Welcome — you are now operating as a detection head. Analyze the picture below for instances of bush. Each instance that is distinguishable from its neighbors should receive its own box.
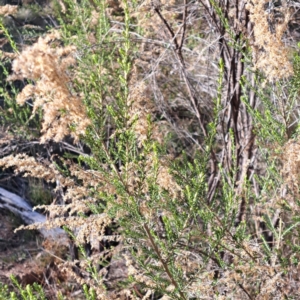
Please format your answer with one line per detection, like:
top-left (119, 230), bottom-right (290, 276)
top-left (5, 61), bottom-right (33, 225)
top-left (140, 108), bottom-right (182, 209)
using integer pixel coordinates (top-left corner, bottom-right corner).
top-left (2, 0), bottom-right (300, 299)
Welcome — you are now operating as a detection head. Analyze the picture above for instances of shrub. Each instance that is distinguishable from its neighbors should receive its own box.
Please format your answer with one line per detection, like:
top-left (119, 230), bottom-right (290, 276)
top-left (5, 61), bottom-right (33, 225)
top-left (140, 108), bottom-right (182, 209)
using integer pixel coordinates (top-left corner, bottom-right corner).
top-left (2, 0), bottom-right (300, 299)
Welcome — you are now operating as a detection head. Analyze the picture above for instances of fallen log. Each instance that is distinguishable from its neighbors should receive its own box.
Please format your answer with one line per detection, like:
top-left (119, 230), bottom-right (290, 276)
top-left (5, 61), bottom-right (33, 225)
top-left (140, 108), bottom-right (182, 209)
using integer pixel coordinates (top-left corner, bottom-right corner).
top-left (0, 187), bottom-right (68, 242)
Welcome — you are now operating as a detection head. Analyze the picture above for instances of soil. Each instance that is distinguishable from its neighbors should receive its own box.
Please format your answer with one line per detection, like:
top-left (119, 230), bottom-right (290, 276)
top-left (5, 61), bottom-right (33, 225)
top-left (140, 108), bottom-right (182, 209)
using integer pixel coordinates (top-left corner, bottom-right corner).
top-left (0, 209), bottom-right (74, 299)
top-left (0, 208), bottom-right (129, 299)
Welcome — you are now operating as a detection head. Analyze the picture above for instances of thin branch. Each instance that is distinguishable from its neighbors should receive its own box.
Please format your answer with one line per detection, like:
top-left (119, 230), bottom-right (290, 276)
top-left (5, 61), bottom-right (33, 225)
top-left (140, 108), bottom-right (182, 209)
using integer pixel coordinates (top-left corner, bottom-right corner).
top-left (152, 4), bottom-right (180, 51)
top-left (238, 283), bottom-right (254, 300)
top-left (143, 224), bottom-right (187, 300)
top-left (179, 0), bottom-right (188, 50)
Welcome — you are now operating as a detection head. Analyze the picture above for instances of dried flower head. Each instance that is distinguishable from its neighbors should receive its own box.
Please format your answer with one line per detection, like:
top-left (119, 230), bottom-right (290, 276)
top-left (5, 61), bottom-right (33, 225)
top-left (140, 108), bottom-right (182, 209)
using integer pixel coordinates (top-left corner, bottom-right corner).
top-left (0, 5), bottom-right (18, 16)
top-left (8, 31), bottom-right (90, 142)
top-left (246, 0), bottom-right (293, 80)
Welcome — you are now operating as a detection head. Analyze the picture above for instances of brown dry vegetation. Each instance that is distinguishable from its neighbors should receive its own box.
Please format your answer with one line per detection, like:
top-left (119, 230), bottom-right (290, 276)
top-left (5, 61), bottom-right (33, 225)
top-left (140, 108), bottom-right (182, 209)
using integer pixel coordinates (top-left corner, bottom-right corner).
top-left (2, 0), bottom-right (300, 299)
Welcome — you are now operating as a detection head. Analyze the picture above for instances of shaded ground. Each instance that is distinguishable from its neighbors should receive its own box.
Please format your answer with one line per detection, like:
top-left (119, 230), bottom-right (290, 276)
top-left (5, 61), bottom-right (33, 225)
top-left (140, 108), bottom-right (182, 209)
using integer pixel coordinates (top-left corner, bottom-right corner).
top-left (0, 208), bottom-right (129, 299)
top-left (0, 209), bottom-right (76, 299)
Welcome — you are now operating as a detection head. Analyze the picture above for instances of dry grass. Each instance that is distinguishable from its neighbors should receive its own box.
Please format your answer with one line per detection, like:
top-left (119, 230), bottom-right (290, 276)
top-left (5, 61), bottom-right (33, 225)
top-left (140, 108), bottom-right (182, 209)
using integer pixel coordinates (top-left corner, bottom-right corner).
top-left (2, 0), bottom-right (300, 299)
top-left (8, 31), bottom-right (90, 143)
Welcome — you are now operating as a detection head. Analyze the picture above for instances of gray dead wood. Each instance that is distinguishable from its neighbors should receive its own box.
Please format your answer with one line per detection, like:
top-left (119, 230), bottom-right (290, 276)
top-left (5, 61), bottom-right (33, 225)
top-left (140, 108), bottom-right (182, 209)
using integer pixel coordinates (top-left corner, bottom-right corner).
top-left (0, 187), bottom-right (68, 243)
